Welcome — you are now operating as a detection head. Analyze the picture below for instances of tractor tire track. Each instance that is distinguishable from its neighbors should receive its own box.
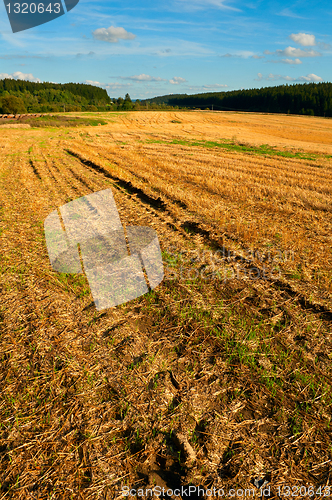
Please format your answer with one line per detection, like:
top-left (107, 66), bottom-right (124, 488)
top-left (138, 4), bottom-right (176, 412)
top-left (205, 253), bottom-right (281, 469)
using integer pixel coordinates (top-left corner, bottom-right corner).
top-left (63, 144), bottom-right (332, 323)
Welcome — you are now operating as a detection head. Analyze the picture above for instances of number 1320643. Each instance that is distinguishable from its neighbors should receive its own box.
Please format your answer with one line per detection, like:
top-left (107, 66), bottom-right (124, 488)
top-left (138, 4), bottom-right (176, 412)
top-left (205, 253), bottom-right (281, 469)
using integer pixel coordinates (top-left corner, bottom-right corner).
top-left (6, 2), bottom-right (61, 14)
top-left (277, 486), bottom-right (331, 497)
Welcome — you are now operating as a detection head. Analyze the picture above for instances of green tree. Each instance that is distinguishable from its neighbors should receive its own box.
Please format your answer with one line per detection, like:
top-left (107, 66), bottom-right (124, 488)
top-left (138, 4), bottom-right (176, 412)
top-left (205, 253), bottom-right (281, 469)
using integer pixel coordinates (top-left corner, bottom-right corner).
top-left (1, 95), bottom-right (26, 114)
top-left (123, 93), bottom-right (133, 110)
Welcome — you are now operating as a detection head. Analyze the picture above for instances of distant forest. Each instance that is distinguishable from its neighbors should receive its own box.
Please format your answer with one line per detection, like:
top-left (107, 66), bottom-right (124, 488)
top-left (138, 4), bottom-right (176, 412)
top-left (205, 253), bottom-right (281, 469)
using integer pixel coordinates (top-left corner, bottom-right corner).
top-left (141, 82), bottom-right (332, 117)
top-left (0, 79), bottom-right (111, 113)
top-left (2, 80), bottom-right (332, 117)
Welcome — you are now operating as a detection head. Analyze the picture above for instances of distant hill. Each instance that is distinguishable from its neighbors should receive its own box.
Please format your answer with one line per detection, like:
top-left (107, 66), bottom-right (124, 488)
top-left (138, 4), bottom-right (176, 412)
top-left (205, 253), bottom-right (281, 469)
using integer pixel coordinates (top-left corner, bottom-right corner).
top-left (0, 79), bottom-right (111, 113)
top-left (140, 82), bottom-right (332, 117)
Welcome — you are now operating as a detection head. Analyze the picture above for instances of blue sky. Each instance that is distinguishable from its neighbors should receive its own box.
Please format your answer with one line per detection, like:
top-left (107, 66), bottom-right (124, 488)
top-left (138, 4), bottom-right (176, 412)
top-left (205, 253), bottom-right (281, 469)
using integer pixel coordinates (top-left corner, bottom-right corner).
top-left (0, 0), bottom-right (331, 100)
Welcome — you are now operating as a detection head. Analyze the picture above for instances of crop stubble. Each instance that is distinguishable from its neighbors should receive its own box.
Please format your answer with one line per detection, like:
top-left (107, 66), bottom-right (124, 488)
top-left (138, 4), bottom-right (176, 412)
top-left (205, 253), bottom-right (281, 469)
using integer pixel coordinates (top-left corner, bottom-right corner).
top-left (0, 111), bottom-right (332, 498)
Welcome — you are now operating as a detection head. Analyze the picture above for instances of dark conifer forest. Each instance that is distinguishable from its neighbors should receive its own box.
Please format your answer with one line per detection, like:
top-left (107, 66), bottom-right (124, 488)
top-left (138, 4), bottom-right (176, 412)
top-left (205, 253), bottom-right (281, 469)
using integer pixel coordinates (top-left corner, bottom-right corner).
top-left (140, 82), bottom-right (332, 117)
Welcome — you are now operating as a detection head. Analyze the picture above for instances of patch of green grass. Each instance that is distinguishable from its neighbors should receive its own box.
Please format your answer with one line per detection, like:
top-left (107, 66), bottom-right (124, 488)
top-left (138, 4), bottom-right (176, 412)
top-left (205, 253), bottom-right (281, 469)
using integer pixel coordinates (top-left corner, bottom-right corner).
top-left (85, 119), bottom-right (108, 127)
top-left (145, 136), bottom-right (329, 161)
top-left (139, 267), bottom-right (332, 430)
top-left (146, 139), bottom-right (164, 144)
top-left (169, 138), bottom-right (321, 160)
top-left (56, 272), bottom-right (90, 297)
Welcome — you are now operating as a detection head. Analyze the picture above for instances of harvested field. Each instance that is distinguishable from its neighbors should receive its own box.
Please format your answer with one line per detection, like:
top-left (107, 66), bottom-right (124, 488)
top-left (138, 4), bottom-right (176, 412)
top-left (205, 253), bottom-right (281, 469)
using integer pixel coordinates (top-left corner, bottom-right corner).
top-left (0, 124), bottom-right (31, 129)
top-left (0, 114), bottom-right (108, 128)
top-left (0, 110), bottom-right (332, 499)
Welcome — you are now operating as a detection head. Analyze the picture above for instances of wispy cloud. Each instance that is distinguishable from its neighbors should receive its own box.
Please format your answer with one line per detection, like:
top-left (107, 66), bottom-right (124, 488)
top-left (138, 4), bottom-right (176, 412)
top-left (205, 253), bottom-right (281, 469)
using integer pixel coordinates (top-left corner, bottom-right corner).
top-left (76, 51), bottom-right (96, 58)
top-left (116, 74), bottom-right (187, 84)
top-left (84, 79), bottom-right (132, 92)
top-left (106, 83), bottom-right (132, 91)
top-left (201, 83), bottom-right (228, 88)
top-left (183, 83), bottom-right (228, 92)
top-left (220, 50), bottom-right (255, 58)
top-left (268, 58), bottom-right (302, 65)
top-left (265, 46), bottom-right (321, 58)
top-left (92, 26), bottom-right (136, 43)
top-left (118, 74), bottom-right (166, 82)
top-left (277, 8), bottom-right (306, 19)
top-left (255, 72), bottom-right (323, 82)
top-left (169, 76), bottom-right (187, 84)
top-left (0, 54), bottom-right (46, 59)
top-left (173, 0), bottom-right (241, 11)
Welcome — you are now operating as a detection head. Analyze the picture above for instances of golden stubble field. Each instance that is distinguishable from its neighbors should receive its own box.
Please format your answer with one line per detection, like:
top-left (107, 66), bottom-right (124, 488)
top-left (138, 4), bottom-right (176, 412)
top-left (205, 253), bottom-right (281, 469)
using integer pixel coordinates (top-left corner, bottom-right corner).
top-left (0, 110), bottom-right (332, 498)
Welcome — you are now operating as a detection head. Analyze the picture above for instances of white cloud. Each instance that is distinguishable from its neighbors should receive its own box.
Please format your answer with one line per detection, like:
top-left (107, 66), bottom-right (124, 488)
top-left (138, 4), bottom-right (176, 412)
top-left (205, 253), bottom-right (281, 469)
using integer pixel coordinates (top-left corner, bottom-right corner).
top-left (282, 58), bottom-right (302, 65)
top-left (0, 71), bottom-right (41, 82)
top-left (92, 26), bottom-right (136, 43)
top-left (83, 80), bottom-right (133, 93)
top-left (169, 76), bottom-right (187, 84)
top-left (119, 74), bottom-right (166, 82)
top-left (255, 72), bottom-right (323, 82)
top-left (289, 33), bottom-right (316, 46)
top-left (298, 73), bottom-right (323, 82)
top-left (84, 80), bottom-right (103, 86)
top-left (276, 46), bottom-right (321, 57)
top-left (269, 58), bottom-right (302, 65)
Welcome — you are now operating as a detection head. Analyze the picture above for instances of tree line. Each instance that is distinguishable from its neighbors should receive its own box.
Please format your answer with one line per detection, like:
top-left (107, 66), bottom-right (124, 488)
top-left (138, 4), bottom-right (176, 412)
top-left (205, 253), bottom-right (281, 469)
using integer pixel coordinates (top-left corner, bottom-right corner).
top-left (3, 79), bottom-right (330, 117)
top-left (109, 93), bottom-right (175, 111)
top-left (0, 81), bottom-right (176, 113)
top-left (140, 82), bottom-right (332, 117)
top-left (0, 79), bottom-right (111, 113)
